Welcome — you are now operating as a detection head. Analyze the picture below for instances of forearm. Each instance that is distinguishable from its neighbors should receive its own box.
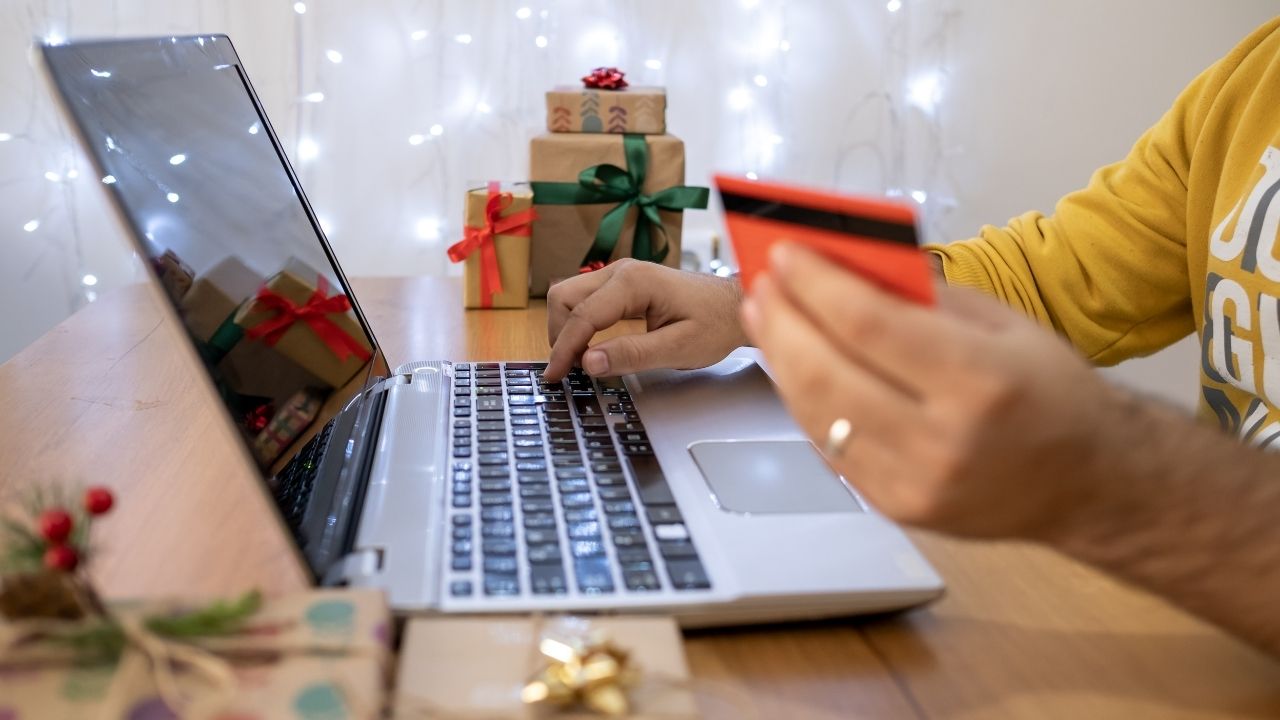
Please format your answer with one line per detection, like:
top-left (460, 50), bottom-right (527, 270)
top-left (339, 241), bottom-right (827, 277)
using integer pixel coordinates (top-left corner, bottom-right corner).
top-left (1052, 390), bottom-right (1280, 656)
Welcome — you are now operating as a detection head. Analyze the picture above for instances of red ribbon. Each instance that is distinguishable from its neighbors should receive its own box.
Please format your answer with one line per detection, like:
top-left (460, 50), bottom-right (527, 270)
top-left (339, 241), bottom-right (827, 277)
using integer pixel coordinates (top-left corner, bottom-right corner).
top-left (244, 403), bottom-right (274, 434)
top-left (243, 274), bottom-right (373, 363)
top-left (447, 182), bottom-right (537, 308)
top-left (578, 260), bottom-right (608, 274)
top-left (582, 67), bottom-right (628, 90)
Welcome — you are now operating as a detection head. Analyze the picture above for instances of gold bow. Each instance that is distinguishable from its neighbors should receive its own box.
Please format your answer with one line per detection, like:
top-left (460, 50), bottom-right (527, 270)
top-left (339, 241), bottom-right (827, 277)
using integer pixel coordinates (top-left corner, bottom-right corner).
top-left (520, 623), bottom-right (640, 716)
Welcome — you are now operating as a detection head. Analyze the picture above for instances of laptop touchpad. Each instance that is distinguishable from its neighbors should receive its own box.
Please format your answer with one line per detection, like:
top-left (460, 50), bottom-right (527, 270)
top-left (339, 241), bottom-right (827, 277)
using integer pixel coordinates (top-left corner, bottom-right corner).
top-left (688, 440), bottom-right (863, 514)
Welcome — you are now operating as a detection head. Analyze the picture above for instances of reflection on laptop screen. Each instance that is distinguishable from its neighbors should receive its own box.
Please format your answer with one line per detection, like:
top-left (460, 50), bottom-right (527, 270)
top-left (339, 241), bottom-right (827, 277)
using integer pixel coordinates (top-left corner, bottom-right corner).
top-left (43, 37), bottom-right (388, 503)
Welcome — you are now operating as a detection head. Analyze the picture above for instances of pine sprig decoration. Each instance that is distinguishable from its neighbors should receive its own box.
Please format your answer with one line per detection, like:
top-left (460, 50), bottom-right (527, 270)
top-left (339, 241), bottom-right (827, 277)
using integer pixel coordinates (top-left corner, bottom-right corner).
top-left (145, 590), bottom-right (264, 638)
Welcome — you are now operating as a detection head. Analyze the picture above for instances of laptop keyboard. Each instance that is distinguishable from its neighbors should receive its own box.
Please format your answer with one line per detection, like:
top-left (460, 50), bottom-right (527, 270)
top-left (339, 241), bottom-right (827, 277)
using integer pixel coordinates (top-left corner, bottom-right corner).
top-left (272, 416), bottom-right (338, 531)
top-left (447, 362), bottom-right (711, 599)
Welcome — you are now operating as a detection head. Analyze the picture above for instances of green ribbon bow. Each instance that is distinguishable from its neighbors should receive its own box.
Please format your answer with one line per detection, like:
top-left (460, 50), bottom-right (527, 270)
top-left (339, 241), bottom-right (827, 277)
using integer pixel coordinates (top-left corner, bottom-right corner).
top-left (531, 134), bottom-right (709, 267)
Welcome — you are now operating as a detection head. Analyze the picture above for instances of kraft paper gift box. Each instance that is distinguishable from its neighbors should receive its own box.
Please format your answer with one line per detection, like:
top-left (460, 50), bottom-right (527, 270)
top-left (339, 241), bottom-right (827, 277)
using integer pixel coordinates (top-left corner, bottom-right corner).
top-left (181, 255), bottom-right (326, 412)
top-left (0, 588), bottom-right (391, 719)
top-left (152, 248), bottom-right (194, 303)
top-left (451, 183), bottom-right (536, 309)
top-left (528, 133), bottom-right (708, 297)
top-left (233, 257), bottom-right (374, 389)
top-left (393, 616), bottom-right (699, 719)
top-left (546, 85), bottom-right (666, 134)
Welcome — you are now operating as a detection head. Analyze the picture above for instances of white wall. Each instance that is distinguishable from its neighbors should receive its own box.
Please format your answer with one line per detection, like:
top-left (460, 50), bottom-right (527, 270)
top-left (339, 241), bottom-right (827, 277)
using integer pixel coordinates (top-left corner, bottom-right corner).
top-left (1, 0), bottom-right (1274, 409)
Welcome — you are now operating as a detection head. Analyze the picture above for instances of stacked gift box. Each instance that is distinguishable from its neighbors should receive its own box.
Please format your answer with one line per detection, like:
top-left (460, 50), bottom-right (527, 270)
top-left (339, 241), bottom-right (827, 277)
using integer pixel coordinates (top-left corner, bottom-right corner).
top-left (529, 67), bottom-right (709, 296)
top-left (449, 68), bottom-right (708, 308)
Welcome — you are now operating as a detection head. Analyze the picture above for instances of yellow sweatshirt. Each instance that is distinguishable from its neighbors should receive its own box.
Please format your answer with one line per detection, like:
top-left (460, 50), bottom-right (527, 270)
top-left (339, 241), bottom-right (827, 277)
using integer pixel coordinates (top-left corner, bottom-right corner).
top-left (928, 17), bottom-right (1280, 445)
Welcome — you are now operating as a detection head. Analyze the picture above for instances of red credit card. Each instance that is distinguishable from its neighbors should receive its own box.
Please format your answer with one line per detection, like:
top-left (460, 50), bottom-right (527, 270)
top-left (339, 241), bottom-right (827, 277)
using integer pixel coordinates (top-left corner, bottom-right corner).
top-left (714, 174), bottom-right (935, 305)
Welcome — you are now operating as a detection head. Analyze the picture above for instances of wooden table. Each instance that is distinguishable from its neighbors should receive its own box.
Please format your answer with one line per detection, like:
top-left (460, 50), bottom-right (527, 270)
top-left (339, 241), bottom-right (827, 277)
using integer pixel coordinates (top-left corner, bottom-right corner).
top-left (3, 277), bottom-right (1278, 719)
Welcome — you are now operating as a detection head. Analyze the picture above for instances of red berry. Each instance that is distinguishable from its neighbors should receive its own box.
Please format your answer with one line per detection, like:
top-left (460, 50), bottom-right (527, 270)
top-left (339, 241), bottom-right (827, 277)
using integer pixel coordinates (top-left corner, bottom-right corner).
top-left (43, 544), bottom-right (79, 572)
top-left (38, 508), bottom-right (73, 543)
top-left (84, 486), bottom-right (115, 515)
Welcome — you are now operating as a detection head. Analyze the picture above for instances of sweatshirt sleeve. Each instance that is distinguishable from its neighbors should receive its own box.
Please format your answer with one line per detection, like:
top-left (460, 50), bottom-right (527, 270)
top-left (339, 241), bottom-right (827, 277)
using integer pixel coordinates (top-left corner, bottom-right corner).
top-left (926, 40), bottom-right (1239, 367)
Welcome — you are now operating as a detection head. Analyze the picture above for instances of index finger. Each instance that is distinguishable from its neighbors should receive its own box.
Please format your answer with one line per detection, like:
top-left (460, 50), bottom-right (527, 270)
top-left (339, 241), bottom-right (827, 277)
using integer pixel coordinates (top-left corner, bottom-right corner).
top-left (544, 275), bottom-right (647, 381)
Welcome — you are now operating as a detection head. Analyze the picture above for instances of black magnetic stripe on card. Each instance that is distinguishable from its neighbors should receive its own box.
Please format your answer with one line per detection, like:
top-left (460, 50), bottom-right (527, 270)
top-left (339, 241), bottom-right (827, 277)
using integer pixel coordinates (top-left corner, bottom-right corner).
top-left (719, 191), bottom-right (918, 246)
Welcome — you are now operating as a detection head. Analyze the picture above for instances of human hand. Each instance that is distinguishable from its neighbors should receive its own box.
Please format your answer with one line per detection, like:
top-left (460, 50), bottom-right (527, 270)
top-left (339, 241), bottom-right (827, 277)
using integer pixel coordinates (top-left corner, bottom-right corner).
top-left (741, 244), bottom-right (1130, 541)
top-left (544, 259), bottom-right (748, 382)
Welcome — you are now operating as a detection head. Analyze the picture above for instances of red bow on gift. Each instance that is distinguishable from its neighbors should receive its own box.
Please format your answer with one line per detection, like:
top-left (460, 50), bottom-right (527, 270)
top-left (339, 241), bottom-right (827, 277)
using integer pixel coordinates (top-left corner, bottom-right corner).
top-left (243, 274), bottom-right (373, 363)
top-left (448, 182), bottom-right (538, 308)
top-left (582, 67), bottom-right (628, 90)
top-left (578, 260), bottom-right (608, 274)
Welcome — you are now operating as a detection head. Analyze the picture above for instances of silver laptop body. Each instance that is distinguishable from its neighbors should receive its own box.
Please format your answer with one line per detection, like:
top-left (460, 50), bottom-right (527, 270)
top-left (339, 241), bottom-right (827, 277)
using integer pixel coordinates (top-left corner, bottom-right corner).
top-left (42, 35), bottom-right (943, 626)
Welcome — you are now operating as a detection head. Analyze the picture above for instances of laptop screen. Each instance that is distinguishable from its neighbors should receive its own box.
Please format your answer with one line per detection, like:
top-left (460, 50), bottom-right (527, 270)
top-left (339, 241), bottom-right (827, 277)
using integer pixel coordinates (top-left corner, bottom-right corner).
top-left (43, 37), bottom-right (389, 494)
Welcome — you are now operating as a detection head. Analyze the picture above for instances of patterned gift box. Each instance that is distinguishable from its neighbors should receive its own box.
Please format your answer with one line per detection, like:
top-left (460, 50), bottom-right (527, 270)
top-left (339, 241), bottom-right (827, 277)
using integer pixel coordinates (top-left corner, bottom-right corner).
top-left (0, 588), bottom-right (390, 719)
top-left (546, 85), bottom-right (666, 134)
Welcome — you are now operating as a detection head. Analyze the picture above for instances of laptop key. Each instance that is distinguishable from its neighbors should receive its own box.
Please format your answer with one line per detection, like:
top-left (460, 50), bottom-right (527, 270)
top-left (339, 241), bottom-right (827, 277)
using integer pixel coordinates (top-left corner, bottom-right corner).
top-left (571, 540), bottom-right (606, 559)
top-left (629, 455), bottom-right (675, 505)
top-left (452, 540), bottom-right (472, 555)
top-left (597, 487), bottom-right (632, 502)
top-left (452, 526), bottom-right (472, 540)
top-left (452, 494), bottom-right (472, 508)
top-left (531, 566), bottom-right (568, 595)
top-left (567, 521), bottom-right (601, 539)
top-left (511, 427), bottom-right (541, 437)
top-left (476, 397), bottom-right (503, 411)
top-left (666, 559), bottom-right (711, 590)
top-left (658, 541), bottom-right (698, 559)
top-left (509, 406), bottom-right (537, 415)
top-left (603, 501), bottom-right (636, 515)
top-left (482, 539), bottom-right (517, 556)
top-left (647, 506), bottom-right (683, 524)
top-left (478, 468), bottom-right (510, 480)
top-left (523, 513), bottom-right (557, 529)
top-left (616, 546), bottom-right (652, 564)
top-left (612, 531), bottom-right (646, 548)
top-left (480, 494), bottom-right (512, 506)
top-left (484, 557), bottom-right (518, 575)
top-left (575, 559), bottom-right (615, 593)
top-left (624, 570), bottom-right (662, 592)
top-left (478, 454), bottom-right (509, 466)
top-left (525, 529), bottom-right (558, 545)
top-left (483, 576), bottom-right (520, 596)
top-left (479, 480), bottom-right (511, 493)
top-left (564, 508), bottom-right (598, 523)
top-left (607, 515), bottom-right (641, 531)
top-left (558, 479), bottom-right (589, 493)
top-left (516, 461), bottom-right (547, 472)
top-left (451, 556), bottom-right (472, 571)
top-left (449, 580), bottom-right (473, 597)
top-left (482, 522), bottom-right (514, 538)
top-left (653, 524), bottom-right (689, 541)
top-left (561, 492), bottom-right (593, 508)
top-left (526, 545), bottom-right (563, 566)
top-left (452, 514), bottom-right (472, 526)
top-left (594, 474), bottom-right (627, 487)
top-left (522, 500), bottom-right (554, 514)
top-left (481, 506), bottom-right (513, 522)
top-left (515, 449), bottom-right (545, 460)
top-left (520, 485), bottom-right (551, 498)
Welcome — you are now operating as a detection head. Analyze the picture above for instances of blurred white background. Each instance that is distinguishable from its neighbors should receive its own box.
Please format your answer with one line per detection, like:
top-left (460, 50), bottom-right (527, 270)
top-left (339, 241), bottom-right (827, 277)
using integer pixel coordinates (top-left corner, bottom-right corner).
top-left (1, 0), bottom-right (1275, 406)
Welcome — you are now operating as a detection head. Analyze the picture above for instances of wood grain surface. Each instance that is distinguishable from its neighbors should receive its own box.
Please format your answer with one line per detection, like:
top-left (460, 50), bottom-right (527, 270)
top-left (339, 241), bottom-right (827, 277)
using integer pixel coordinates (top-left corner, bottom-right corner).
top-left (2, 276), bottom-right (1277, 719)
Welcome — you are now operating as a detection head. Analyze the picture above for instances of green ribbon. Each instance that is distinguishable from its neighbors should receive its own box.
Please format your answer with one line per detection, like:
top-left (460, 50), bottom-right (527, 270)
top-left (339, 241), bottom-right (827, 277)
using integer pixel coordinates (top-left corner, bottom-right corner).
top-left (531, 133), bottom-right (709, 267)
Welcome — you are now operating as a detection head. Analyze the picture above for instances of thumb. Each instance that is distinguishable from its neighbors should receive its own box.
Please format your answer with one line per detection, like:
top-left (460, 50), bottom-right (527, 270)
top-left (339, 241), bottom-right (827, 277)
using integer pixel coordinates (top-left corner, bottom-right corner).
top-left (581, 324), bottom-right (692, 377)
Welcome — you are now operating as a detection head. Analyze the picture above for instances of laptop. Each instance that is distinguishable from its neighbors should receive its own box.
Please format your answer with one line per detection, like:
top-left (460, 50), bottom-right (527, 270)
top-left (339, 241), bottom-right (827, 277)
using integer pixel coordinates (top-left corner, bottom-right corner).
top-left (41, 35), bottom-right (943, 626)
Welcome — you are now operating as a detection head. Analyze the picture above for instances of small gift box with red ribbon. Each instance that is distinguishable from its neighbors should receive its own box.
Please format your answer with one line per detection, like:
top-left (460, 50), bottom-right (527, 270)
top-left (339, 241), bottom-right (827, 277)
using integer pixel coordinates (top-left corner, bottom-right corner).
top-left (233, 259), bottom-right (374, 389)
top-left (449, 182), bottom-right (537, 309)
top-left (547, 66), bottom-right (666, 135)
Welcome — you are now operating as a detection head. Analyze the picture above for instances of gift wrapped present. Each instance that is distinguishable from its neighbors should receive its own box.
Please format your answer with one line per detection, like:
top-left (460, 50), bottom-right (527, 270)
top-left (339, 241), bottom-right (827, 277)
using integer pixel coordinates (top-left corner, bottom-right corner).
top-left (181, 256), bottom-right (327, 412)
top-left (447, 182), bottom-right (536, 309)
top-left (547, 66), bottom-right (665, 134)
top-left (253, 387), bottom-right (325, 465)
top-left (234, 258), bottom-right (374, 389)
top-left (151, 248), bottom-right (194, 303)
top-left (0, 588), bottom-right (391, 719)
top-left (529, 133), bottom-right (709, 296)
top-left (394, 615), bottom-right (699, 719)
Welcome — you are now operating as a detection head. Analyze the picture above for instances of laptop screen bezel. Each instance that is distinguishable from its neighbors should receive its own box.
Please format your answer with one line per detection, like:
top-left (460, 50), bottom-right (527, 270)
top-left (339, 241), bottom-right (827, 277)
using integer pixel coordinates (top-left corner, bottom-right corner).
top-left (39, 34), bottom-right (393, 585)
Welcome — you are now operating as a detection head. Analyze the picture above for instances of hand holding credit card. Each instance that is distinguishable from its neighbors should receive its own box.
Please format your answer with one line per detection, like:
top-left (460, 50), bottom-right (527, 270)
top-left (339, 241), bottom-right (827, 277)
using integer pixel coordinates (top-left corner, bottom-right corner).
top-left (714, 174), bottom-right (935, 305)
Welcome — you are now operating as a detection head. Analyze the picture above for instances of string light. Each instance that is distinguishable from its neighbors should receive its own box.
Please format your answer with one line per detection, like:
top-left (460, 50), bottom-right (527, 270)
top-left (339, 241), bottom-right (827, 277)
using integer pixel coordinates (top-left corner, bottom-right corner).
top-left (887, 0), bottom-right (903, 11)
top-left (745, 171), bottom-right (759, 180)
top-left (727, 87), bottom-right (752, 112)
top-left (81, 274), bottom-right (98, 287)
top-left (303, 91), bottom-right (325, 103)
top-left (644, 59), bottom-right (662, 70)
top-left (534, 35), bottom-right (548, 48)
top-left (23, 220), bottom-right (39, 233)
top-left (101, 175), bottom-right (116, 184)
top-left (248, 123), bottom-right (260, 135)
top-left (408, 134), bottom-right (425, 146)
top-left (907, 71), bottom-right (943, 114)
top-left (90, 69), bottom-right (112, 78)
top-left (0, 133), bottom-right (11, 141)
top-left (429, 124), bottom-right (444, 137)
top-left (168, 153), bottom-right (186, 165)
top-left (753, 74), bottom-right (768, 87)
top-left (297, 138), bottom-right (319, 161)
top-left (44, 31), bottom-right (65, 46)
top-left (415, 217), bottom-right (441, 241)
top-left (44, 171), bottom-right (61, 182)
top-left (515, 7), bottom-right (532, 19)
top-left (166, 192), bottom-right (180, 203)
top-left (325, 50), bottom-right (343, 64)
top-left (65, 169), bottom-right (78, 180)
top-left (454, 33), bottom-right (473, 45)
top-left (293, 2), bottom-right (306, 14)
top-left (410, 29), bottom-right (428, 41)
top-left (911, 190), bottom-right (928, 204)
